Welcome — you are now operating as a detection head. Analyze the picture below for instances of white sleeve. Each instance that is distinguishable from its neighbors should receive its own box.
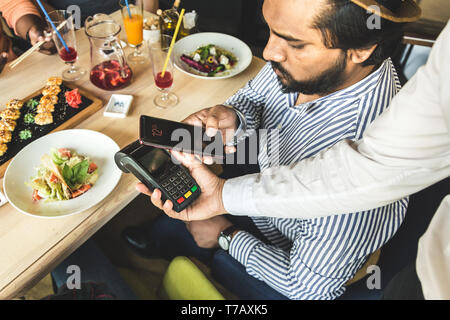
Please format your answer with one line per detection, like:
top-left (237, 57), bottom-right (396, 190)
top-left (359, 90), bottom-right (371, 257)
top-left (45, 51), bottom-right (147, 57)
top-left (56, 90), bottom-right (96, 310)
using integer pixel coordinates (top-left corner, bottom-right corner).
top-left (222, 22), bottom-right (450, 219)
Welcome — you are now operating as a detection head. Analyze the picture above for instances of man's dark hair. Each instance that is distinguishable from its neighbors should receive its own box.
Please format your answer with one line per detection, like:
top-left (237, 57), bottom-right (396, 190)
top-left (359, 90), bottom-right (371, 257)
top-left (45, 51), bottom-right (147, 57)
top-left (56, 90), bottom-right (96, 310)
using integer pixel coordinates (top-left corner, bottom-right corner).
top-left (313, 0), bottom-right (405, 67)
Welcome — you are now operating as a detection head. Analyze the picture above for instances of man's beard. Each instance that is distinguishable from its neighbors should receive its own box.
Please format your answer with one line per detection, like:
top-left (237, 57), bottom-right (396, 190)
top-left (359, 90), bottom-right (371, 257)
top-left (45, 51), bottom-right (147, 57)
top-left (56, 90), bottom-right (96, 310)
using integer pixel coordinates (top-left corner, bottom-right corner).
top-left (271, 52), bottom-right (348, 95)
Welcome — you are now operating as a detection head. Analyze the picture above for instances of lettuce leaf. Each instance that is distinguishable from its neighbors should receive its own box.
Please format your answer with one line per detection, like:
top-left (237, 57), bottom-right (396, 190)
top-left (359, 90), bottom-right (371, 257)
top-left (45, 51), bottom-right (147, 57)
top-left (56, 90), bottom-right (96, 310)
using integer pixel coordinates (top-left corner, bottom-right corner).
top-left (51, 149), bottom-right (65, 165)
top-left (62, 159), bottom-right (89, 188)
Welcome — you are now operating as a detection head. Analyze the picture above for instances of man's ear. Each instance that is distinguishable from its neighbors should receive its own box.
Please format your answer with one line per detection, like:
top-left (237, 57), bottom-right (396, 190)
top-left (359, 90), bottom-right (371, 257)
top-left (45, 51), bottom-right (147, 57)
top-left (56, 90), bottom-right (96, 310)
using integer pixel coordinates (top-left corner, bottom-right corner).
top-left (347, 44), bottom-right (378, 64)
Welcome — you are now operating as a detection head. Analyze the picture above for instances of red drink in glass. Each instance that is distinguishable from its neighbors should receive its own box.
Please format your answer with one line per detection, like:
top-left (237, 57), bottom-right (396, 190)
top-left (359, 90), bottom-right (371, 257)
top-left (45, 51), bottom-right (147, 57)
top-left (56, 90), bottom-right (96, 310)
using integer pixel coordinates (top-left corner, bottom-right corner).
top-left (154, 71), bottom-right (173, 89)
top-left (150, 35), bottom-right (178, 108)
top-left (49, 11), bottom-right (85, 81)
top-left (59, 46), bottom-right (77, 62)
top-left (89, 60), bottom-right (133, 91)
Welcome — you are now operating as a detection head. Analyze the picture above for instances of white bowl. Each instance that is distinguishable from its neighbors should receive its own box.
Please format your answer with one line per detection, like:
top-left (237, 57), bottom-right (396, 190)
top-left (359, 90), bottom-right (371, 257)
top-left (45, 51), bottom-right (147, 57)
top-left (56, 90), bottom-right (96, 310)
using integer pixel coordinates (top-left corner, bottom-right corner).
top-left (173, 32), bottom-right (253, 80)
top-left (3, 129), bottom-right (122, 218)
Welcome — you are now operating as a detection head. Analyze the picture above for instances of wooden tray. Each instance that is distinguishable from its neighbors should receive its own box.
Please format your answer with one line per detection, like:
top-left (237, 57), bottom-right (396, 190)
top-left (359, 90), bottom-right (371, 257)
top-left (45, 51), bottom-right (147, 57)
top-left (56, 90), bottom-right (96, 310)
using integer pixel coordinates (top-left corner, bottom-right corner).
top-left (0, 82), bottom-right (103, 177)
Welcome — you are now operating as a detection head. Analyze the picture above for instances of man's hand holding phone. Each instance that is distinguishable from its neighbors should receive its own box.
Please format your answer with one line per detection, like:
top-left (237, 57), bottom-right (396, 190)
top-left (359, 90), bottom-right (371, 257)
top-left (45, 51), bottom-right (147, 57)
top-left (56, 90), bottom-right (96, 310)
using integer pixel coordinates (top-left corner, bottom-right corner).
top-left (137, 105), bottom-right (242, 221)
top-left (182, 105), bottom-right (239, 164)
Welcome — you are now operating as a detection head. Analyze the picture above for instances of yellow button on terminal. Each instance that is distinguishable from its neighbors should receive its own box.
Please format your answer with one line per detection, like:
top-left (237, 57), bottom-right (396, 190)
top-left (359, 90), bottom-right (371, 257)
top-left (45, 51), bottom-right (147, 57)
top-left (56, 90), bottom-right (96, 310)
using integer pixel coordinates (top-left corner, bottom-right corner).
top-left (184, 191), bottom-right (192, 198)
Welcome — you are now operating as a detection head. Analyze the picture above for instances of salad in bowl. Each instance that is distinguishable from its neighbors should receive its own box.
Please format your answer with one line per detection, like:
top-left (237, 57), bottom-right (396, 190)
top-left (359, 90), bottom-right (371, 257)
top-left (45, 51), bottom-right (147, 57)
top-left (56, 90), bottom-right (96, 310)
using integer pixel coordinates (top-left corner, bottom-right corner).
top-left (180, 44), bottom-right (238, 77)
top-left (27, 148), bottom-right (98, 202)
top-left (173, 32), bottom-right (252, 80)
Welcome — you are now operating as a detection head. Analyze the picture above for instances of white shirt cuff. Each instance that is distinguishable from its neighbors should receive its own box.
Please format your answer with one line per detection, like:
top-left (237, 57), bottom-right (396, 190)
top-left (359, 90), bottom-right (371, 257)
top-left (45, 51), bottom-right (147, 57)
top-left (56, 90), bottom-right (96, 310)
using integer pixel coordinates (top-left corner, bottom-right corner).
top-left (222, 174), bottom-right (260, 216)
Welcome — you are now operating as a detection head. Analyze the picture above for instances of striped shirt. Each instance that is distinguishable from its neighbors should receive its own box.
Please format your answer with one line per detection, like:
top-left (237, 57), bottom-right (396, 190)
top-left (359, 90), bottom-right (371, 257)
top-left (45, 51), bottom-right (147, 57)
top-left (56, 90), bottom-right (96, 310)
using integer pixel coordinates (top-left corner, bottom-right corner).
top-left (225, 59), bottom-right (409, 300)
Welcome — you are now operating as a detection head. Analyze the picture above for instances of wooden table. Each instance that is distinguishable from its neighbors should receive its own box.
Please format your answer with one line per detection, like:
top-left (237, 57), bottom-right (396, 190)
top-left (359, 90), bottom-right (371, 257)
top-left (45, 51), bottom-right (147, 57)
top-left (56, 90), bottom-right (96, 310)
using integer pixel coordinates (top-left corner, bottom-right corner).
top-left (0, 11), bottom-right (264, 299)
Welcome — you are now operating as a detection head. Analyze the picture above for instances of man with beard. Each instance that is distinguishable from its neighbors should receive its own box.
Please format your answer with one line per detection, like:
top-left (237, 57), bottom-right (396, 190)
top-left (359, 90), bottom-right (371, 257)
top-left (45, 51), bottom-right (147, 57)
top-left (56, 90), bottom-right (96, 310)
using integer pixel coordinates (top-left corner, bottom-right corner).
top-left (125, 0), bottom-right (422, 299)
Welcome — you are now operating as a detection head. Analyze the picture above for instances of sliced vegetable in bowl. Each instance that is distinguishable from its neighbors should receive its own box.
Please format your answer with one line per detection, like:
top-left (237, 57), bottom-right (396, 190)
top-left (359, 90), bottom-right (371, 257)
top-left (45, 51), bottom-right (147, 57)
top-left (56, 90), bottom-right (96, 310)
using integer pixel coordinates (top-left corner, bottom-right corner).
top-left (4, 129), bottom-right (121, 218)
top-left (173, 32), bottom-right (253, 80)
top-left (27, 147), bottom-right (99, 202)
top-left (180, 44), bottom-right (237, 77)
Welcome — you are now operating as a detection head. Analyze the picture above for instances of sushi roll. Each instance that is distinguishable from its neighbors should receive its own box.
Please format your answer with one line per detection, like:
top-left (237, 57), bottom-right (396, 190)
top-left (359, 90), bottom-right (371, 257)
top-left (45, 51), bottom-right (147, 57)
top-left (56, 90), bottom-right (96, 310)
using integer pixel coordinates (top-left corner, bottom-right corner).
top-left (0, 108), bottom-right (21, 120)
top-left (37, 103), bottom-right (55, 113)
top-left (42, 85), bottom-right (61, 96)
top-left (0, 119), bottom-right (17, 131)
top-left (6, 99), bottom-right (23, 109)
top-left (46, 76), bottom-right (63, 86)
top-left (35, 112), bottom-right (53, 125)
top-left (40, 94), bottom-right (58, 105)
top-left (0, 130), bottom-right (12, 143)
top-left (0, 143), bottom-right (7, 156)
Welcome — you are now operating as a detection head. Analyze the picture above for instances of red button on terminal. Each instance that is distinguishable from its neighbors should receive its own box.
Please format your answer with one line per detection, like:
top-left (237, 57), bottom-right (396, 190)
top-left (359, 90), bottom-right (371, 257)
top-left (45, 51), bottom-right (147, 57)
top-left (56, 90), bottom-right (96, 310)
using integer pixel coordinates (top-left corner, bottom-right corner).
top-left (177, 197), bottom-right (185, 204)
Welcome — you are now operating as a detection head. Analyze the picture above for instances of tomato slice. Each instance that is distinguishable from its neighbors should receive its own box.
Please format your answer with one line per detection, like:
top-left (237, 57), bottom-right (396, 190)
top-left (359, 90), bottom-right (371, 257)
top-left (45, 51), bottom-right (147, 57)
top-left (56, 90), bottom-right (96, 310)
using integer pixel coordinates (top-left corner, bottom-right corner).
top-left (58, 148), bottom-right (71, 159)
top-left (49, 173), bottom-right (59, 183)
top-left (32, 189), bottom-right (41, 202)
top-left (71, 184), bottom-right (92, 198)
top-left (88, 162), bottom-right (97, 174)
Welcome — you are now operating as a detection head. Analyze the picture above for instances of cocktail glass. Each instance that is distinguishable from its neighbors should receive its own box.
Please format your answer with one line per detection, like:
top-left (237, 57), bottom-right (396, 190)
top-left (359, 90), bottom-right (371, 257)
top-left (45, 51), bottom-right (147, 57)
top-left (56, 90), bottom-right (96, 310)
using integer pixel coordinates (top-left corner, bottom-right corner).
top-left (120, 0), bottom-right (146, 64)
top-left (150, 35), bottom-right (178, 108)
top-left (48, 10), bottom-right (85, 81)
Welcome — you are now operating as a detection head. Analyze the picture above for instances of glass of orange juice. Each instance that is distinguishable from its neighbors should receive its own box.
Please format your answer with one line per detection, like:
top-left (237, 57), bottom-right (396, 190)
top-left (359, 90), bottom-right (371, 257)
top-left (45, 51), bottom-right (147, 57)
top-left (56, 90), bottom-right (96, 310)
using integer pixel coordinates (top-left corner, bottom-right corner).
top-left (120, 0), bottom-right (146, 64)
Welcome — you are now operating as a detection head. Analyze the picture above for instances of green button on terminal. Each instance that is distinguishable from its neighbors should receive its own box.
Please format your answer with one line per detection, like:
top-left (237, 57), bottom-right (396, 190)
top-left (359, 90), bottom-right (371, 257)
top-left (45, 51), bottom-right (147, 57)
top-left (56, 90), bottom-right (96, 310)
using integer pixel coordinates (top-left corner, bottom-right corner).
top-left (191, 185), bottom-right (198, 192)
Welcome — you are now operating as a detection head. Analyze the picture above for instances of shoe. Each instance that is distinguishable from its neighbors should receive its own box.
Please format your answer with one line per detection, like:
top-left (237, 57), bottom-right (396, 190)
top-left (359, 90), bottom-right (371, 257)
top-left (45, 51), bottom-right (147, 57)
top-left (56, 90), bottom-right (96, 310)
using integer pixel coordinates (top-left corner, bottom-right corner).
top-left (121, 226), bottom-right (158, 258)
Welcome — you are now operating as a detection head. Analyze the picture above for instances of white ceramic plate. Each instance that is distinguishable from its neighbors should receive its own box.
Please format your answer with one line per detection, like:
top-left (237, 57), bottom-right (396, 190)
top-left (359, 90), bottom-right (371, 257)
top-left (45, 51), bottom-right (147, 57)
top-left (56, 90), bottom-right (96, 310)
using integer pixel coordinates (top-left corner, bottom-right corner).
top-left (173, 32), bottom-right (253, 80)
top-left (3, 129), bottom-right (122, 218)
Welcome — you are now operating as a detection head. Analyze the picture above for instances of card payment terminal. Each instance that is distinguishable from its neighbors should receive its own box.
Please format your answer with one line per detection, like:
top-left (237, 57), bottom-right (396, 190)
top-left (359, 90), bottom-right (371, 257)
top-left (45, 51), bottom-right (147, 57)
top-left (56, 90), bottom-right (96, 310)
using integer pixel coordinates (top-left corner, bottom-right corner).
top-left (115, 140), bottom-right (201, 212)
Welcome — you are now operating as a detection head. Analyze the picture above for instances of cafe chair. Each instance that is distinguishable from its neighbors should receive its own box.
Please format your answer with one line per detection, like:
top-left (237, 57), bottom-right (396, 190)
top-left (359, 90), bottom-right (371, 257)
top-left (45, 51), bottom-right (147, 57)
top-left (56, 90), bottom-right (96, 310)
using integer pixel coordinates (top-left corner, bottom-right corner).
top-left (157, 256), bottom-right (226, 300)
top-left (158, 252), bottom-right (381, 300)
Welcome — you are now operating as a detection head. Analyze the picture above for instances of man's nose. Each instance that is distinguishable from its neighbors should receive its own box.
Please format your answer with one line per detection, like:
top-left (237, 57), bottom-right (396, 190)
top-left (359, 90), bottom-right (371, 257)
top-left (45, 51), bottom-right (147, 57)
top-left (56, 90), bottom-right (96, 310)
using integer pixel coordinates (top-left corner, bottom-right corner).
top-left (263, 35), bottom-right (286, 63)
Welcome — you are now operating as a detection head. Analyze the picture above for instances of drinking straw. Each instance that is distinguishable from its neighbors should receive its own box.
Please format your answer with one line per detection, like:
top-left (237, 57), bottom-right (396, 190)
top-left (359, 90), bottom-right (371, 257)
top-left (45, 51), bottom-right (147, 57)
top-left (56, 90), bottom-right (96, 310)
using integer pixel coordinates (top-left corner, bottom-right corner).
top-left (125, 0), bottom-right (133, 18)
top-left (161, 8), bottom-right (185, 78)
top-left (35, 0), bottom-right (69, 52)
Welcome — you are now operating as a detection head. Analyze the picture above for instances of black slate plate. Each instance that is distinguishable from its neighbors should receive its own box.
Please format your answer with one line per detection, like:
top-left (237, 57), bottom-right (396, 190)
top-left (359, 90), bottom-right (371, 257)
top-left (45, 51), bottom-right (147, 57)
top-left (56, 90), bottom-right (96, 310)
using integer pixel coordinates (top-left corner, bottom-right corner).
top-left (0, 84), bottom-right (93, 167)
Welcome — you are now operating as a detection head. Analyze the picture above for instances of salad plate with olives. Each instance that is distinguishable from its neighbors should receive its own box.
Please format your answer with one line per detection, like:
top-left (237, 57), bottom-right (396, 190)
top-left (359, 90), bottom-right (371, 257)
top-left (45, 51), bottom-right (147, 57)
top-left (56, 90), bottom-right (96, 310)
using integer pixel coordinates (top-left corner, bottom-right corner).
top-left (173, 32), bottom-right (252, 80)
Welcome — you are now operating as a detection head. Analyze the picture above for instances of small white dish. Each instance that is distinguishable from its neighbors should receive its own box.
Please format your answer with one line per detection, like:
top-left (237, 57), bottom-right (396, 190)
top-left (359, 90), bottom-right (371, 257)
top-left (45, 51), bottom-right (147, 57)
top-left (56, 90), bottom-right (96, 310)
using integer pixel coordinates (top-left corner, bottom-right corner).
top-left (173, 32), bottom-right (253, 80)
top-left (104, 94), bottom-right (133, 118)
top-left (3, 129), bottom-right (122, 218)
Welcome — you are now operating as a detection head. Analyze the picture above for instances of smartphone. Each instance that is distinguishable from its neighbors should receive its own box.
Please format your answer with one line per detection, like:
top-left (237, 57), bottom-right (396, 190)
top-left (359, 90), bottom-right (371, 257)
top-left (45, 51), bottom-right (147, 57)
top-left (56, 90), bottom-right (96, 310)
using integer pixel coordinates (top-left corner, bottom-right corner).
top-left (139, 115), bottom-right (225, 159)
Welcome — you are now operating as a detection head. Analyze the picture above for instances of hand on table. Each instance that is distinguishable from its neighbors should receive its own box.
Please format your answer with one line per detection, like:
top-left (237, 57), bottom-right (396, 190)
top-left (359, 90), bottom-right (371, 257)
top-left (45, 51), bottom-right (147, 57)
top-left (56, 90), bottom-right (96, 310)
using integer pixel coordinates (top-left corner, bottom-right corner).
top-left (182, 105), bottom-right (239, 164)
top-left (136, 150), bottom-right (227, 221)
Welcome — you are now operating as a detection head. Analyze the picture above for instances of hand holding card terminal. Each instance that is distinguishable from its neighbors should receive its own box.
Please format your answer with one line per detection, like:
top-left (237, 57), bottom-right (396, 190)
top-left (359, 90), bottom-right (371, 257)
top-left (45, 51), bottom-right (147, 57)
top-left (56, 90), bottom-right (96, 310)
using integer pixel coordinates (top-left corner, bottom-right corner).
top-left (115, 140), bottom-right (201, 212)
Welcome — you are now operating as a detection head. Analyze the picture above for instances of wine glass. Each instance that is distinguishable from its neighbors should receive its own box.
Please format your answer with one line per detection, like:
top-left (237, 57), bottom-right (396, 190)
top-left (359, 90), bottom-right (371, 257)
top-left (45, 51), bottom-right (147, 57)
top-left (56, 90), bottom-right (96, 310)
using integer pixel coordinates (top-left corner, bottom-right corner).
top-left (47, 10), bottom-right (85, 81)
top-left (120, 0), bottom-right (147, 64)
top-left (150, 35), bottom-right (178, 108)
